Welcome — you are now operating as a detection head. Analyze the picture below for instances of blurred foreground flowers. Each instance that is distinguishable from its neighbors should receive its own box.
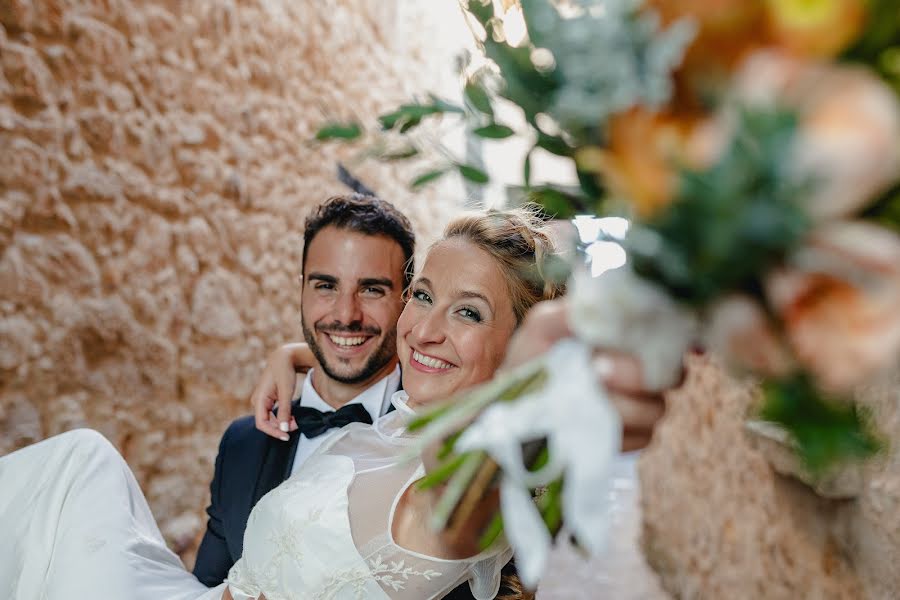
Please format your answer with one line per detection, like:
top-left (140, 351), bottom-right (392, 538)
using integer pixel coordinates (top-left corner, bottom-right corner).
top-left (319, 0), bottom-right (900, 587)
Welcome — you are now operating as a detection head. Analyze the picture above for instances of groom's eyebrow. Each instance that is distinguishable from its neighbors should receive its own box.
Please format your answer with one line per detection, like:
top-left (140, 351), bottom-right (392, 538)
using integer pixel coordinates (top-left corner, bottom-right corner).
top-left (359, 277), bottom-right (394, 289)
top-left (307, 273), bottom-right (337, 284)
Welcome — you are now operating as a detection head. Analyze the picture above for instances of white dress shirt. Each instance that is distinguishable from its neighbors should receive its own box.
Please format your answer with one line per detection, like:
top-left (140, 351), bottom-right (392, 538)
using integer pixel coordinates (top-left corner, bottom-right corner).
top-left (289, 364), bottom-right (401, 476)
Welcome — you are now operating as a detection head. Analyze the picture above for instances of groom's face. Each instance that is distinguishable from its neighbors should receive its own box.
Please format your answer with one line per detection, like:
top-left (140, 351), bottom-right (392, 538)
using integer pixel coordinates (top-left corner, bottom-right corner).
top-left (300, 226), bottom-right (406, 385)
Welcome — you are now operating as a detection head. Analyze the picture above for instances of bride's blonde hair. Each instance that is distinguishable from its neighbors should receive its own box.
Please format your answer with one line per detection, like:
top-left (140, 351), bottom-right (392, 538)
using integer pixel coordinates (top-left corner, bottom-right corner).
top-left (439, 205), bottom-right (564, 322)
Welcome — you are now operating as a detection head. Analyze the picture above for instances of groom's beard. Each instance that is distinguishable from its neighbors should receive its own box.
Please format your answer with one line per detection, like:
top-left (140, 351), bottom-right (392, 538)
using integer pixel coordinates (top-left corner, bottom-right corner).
top-left (302, 319), bottom-right (397, 385)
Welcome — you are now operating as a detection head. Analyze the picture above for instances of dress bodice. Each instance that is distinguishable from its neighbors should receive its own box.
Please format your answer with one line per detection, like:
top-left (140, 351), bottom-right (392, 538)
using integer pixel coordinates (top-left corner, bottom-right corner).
top-left (225, 393), bottom-right (511, 600)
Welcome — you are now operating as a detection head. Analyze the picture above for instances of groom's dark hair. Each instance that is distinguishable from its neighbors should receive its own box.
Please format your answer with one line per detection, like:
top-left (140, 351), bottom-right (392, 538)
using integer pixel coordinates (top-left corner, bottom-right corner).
top-left (302, 194), bottom-right (416, 288)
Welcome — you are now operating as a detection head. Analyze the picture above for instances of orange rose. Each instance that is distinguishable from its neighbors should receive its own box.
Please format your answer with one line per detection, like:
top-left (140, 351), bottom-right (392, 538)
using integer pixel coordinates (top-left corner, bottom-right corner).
top-left (591, 107), bottom-right (725, 218)
top-left (732, 51), bottom-right (900, 220)
top-left (764, 0), bottom-right (867, 59)
top-left (646, 0), bottom-right (766, 105)
top-left (766, 222), bottom-right (900, 392)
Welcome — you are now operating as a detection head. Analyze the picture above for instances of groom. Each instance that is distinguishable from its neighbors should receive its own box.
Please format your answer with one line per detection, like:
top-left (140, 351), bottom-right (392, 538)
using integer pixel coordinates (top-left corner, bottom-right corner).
top-left (193, 194), bottom-right (414, 585)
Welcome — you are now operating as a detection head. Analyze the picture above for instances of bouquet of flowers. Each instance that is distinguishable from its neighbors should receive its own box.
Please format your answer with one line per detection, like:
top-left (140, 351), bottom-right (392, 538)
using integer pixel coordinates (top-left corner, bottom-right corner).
top-left (317, 0), bottom-right (900, 587)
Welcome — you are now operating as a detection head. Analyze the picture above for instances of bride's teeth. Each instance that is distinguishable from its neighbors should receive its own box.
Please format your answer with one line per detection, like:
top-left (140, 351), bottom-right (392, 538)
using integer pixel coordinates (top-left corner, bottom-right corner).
top-left (328, 335), bottom-right (366, 347)
top-left (412, 350), bottom-right (452, 369)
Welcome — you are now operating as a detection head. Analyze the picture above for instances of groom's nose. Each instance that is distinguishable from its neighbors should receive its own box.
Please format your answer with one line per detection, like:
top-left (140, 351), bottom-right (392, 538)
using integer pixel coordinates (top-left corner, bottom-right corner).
top-left (333, 290), bottom-right (363, 325)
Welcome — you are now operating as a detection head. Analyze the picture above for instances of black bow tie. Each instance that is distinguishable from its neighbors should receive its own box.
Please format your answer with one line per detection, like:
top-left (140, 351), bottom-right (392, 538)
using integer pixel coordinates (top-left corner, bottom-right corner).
top-left (292, 403), bottom-right (373, 439)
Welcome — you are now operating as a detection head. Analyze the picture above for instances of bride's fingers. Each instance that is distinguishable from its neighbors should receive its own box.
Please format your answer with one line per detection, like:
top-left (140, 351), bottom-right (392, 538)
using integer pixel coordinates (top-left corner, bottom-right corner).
top-left (501, 299), bottom-right (571, 369)
top-left (622, 431), bottom-right (654, 452)
top-left (253, 381), bottom-right (289, 441)
top-left (609, 392), bottom-right (665, 431)
top-left (592, 352), bottom-right (646, 395)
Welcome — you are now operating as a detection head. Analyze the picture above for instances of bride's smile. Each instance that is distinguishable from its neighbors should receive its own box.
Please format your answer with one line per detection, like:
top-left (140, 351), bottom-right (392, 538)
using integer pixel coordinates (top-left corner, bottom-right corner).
top-left (397, 237), bottom-right (518, 408)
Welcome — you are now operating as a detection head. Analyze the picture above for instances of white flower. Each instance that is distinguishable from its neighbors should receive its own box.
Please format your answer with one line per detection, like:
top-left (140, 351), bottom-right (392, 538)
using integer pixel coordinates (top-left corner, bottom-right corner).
top-left (455, 340), bottom-right (622, 588)
top-left (568, 266), bottom-right (698, 390)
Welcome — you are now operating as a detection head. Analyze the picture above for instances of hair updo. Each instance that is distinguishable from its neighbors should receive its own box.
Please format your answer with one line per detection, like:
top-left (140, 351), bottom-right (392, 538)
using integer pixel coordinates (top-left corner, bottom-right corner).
top-left (439, 205), bottom-right (564, 324)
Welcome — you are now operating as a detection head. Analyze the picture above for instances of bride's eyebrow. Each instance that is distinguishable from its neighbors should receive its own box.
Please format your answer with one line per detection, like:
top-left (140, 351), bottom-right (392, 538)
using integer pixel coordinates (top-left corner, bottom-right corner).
top-left (455, 290), bottom-right (493, 312)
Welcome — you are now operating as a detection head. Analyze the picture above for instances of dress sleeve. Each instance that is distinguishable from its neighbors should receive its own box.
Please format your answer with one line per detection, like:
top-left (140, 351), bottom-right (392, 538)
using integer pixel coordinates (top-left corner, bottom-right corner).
top-left (466, 546), bottom-right (514, 600)
top-left (223, 557), bottom-right (261, 600)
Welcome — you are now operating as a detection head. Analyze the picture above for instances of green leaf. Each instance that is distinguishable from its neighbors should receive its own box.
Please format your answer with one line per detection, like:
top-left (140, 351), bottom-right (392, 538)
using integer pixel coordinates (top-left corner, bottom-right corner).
top-left (472, 123), bottom-right (515, 139)
top-left (379, 146), bottom-right (419, 161)
top-left (523, 146), bottom-right (534, 188)
top-left (411, 168), bottom-right (449, 189)
top-left (465, 81), bottom-right (494, 117)
top-left (759, 374), bottom-right (883, 475)
top-left (399, 116), bottom-right (422, 133)
top-left (314, 122), bottom-right (362, 141)
top-left (478, 511), bottom-right (505, 550)
top-left (526, 185), bottom-right (588, 219)
top-left (535, 131), bottom-right (573, 157)
top-left (463, 0), bottom-right (496, 25)
top-left (415, 453), bottom-right (468, 490)
top-left (428, 93), bottom-right (465, 115)
top-left (457, 163), bottom-right (490, 184)
top-left (378, 97), bottom-right (463, 131)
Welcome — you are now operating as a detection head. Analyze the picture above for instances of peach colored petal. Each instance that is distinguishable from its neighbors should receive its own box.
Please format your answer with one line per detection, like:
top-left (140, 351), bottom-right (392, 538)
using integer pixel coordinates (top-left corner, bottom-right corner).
top-left (766, 223), bottom-right (900, 392)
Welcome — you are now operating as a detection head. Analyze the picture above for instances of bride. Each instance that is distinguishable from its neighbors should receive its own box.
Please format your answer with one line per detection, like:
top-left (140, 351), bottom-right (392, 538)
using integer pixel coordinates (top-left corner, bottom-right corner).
top-left (0, 208), bottom-right (565, 600)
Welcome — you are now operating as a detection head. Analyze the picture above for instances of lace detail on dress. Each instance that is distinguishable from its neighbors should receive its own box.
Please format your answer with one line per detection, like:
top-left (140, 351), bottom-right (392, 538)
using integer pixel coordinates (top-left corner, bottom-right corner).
top-left (316, 555), bottom-right (442, 599)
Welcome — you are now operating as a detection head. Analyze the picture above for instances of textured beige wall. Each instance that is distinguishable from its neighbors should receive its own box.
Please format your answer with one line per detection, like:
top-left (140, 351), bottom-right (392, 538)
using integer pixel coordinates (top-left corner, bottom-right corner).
top-left (0, 0), bottom-right (467, 563)
top-left (640, 354), bottom-right (900, 599)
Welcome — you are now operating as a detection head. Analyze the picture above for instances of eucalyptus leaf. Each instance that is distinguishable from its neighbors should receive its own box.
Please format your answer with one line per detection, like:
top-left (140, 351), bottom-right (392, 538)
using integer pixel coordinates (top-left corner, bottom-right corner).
top-left (457, 163), bottom-right (490, 184)
top-left (379, 146), bottom-right (419, 161)
top-left (465, 81), bottom-right (494, 117)
top-left (411, 168), bottom-right (449, 189)
top-left (535, 131), bottom-right (572, 157)
top-left (314, 122), bottom-right (362, 141)
top-left (399, 116), bottom-right (422, 133)
top-left (378, 97), bottom-right (464, 131)
top-left (473, 123), bottom-right (515, 139)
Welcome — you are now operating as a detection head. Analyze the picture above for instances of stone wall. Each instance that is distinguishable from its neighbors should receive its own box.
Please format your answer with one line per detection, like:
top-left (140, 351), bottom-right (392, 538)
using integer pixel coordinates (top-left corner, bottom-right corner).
top-left (0, 0), bottom-right (466, 564)
top-left (639, 354), bottom-right (900, 599)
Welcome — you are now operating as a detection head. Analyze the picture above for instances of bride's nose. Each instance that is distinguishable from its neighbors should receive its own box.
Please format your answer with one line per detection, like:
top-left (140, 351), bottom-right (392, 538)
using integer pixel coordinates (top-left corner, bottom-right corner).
top-left (409, 308), bottom-right (448, 346)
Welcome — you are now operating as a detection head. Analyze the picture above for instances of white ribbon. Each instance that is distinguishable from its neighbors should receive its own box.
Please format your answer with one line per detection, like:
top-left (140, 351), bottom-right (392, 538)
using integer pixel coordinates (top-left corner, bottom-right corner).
top-left (455, 340), bottom-right (622, 587)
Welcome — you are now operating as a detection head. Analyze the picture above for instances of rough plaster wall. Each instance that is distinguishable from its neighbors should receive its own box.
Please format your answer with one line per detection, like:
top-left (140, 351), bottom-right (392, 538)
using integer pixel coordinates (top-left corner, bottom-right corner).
top-left (639, 353), bottom-right (900, 599)
top-left (0, 0), bottom-right (467, 564)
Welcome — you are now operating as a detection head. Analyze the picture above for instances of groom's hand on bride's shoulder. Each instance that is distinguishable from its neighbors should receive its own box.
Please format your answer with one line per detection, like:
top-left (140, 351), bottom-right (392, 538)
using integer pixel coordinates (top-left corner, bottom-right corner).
top-left (251, 342), bottom-right (315, 441)
top-left (503, 299), bottom-right (680, 452)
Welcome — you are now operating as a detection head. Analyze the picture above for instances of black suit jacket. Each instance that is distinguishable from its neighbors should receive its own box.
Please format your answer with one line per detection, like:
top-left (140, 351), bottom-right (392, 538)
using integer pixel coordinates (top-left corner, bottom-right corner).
top-left (193, 402), bottom-right (484, 599)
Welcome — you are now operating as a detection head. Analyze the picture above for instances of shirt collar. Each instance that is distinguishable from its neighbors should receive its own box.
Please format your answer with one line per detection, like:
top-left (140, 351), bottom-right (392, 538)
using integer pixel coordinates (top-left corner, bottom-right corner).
top-left (300, 364), bottom-right (402, 420)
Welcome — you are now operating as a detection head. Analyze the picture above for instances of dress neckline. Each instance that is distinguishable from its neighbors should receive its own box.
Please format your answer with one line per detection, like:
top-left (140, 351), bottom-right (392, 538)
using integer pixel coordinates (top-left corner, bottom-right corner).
top-left (372, 391), bottom-right (419, 445)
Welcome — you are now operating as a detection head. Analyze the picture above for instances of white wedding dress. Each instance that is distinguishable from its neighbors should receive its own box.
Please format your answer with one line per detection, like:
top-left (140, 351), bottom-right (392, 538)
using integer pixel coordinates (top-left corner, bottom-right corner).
top-left (0, 392), bottom-right (510, 600)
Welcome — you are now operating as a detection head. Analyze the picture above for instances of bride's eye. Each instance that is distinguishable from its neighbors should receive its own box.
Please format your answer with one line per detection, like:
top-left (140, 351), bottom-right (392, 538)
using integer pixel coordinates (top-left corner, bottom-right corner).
top-left (412, 289), bottom-right (432, 304)
top-left (457, 307), bottom-right (482, 322)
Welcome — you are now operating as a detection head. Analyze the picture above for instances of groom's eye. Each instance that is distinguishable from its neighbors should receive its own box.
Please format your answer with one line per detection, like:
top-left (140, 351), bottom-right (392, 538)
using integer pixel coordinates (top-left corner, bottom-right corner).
top-left (361, 286), bottom-right (386, 298)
